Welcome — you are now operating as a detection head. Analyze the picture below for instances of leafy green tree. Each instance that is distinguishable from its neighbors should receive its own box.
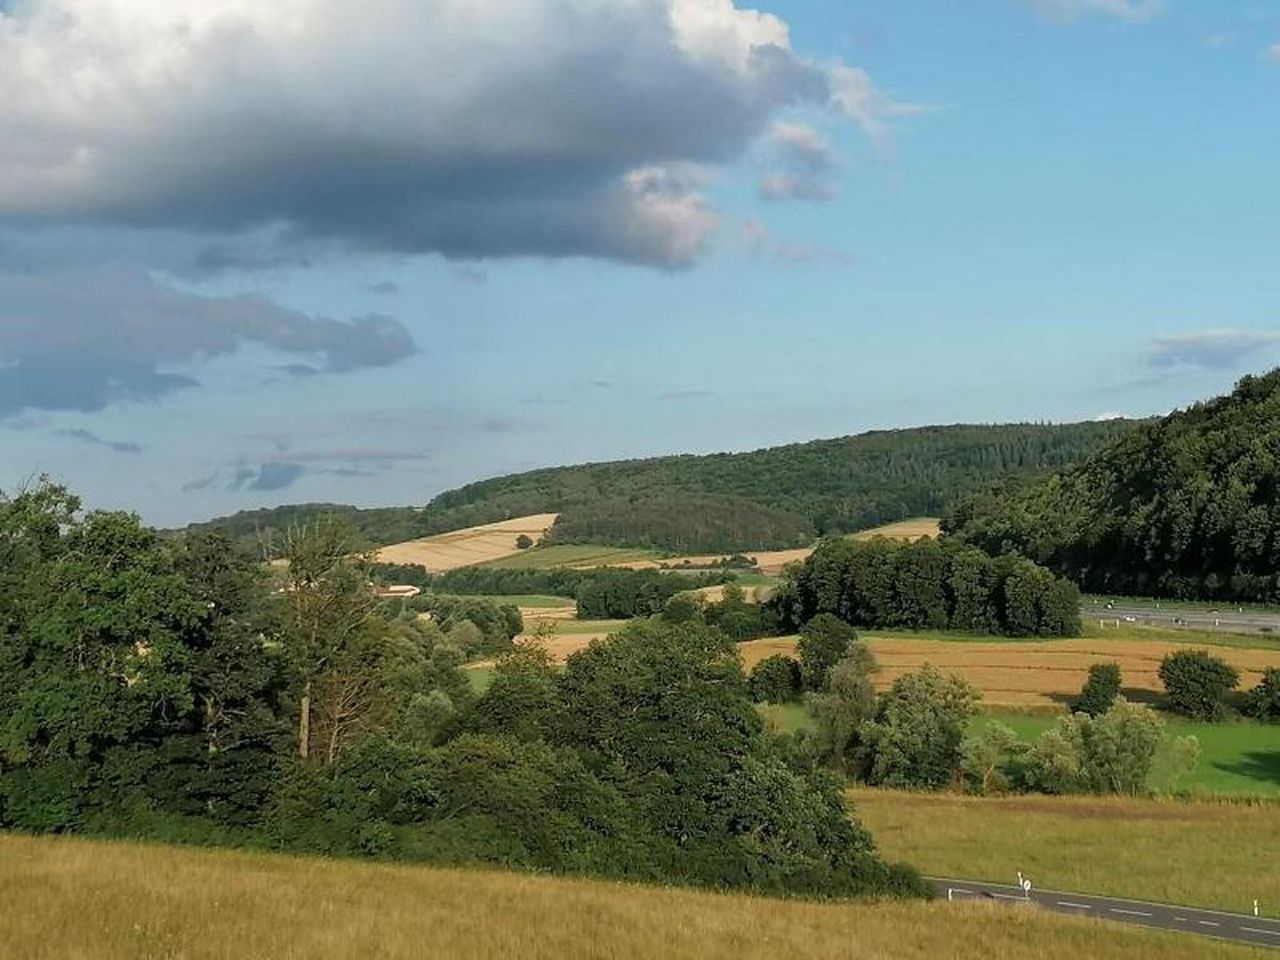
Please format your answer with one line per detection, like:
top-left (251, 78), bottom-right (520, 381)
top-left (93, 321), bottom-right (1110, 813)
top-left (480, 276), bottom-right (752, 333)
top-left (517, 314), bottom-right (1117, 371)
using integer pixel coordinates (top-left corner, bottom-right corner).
top-left (797, 614), bottom-right (856, 690)
top-left (1071, 662), bottom-right (1122, 718)
top-left (861, 666), bottom-right (979, 789)
top-left (1022, 700), bottom-right (1183, 796)
top-left (1244, 668), bottom-right (1280, 722)
top-left (811, 644), bottom-right (879, 777)
top-left (515, 534), bottom-right (534, 550)
top-left (468, 644), bottom-right (562, 741)
top-left (1158, 649), bottom-right (1239, 720)
top-left (0, 484), bottom-right (204, 828)
top-left (748, 655), bottom-right (802, 704)
top-left (279, 519), bottom-right (381, 762)
top-left (961, 721), bottom-right (1024, 795)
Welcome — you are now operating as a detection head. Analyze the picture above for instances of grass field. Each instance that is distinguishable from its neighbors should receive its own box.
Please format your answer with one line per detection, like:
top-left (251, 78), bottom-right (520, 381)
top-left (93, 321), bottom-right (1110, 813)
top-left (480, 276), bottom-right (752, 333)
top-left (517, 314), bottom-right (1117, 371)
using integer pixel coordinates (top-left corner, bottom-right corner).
top-left (376, 514), bottom-right (559, 572)
top-left (0, 834), bottom-right (1264, 960)
top-left (854, 789), bottom-right (1280, 915)
top-left (469, 594), bottom-right (575, 609)
top-left (480, 544), bottom-right (662, 570)
top-left (736, 629), bottom-right (1280, 708)
top-left (979, 712), bottom-right (1280, 796)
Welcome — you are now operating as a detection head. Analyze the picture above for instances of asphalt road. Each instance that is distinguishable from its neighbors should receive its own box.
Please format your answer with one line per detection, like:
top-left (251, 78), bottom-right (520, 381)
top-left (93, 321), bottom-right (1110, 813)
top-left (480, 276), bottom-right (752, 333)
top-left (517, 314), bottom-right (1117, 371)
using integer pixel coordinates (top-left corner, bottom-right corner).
top-left (1083, 601), bottom-right (1280, 636)
top-left (933, 878), bottom-right (1280, 949)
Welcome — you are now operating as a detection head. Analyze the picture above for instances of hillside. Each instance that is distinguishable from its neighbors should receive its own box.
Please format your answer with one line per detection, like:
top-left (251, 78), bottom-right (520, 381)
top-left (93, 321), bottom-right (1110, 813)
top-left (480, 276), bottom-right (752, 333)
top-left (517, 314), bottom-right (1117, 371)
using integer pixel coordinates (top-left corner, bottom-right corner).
top-left (420, 421), bottom-right (1142, 553)
top-left (0, 834), bottom-right (1258, 960)
top-left (175, 502), bottom-right (421, 559)
top-left (946, 371), bottom-right (1280, 601)
top-left (179, 421), bottom-right (1139, 557)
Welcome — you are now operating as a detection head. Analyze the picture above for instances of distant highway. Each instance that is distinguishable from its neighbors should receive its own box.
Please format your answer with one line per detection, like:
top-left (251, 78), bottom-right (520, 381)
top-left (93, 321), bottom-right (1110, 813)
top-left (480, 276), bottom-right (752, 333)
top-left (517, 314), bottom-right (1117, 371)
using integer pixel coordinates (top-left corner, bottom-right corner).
top-left (1083, 601), bottom-right (1280, 636)
top-left (933, 878), bottom-right (1280, 949)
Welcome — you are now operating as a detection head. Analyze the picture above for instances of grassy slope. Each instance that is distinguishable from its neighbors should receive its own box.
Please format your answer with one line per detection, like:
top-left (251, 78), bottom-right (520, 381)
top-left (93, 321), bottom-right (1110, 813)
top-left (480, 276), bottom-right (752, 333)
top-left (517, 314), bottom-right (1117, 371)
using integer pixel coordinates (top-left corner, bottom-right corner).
top-left (480, 544), bottom-right (662, 570)
top-left (0, 834), bottom-right (1264, 960)
top-left (854, 789), bottom-right (1280, 915)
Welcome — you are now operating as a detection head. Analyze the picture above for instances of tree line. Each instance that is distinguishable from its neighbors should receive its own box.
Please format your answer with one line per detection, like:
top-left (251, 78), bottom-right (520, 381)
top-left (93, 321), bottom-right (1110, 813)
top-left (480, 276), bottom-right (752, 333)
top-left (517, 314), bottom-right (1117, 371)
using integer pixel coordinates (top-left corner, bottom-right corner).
top-left (432, 566), bottom-right (731, 620)
top-left (0, 481), bottom-right (924, 900)
top-left (744, 617), bottom-right (1201, 796)
top-left (946, 370), bottom-right (1280, 602)
top-left (771, 537), bottom-right (1081, 637)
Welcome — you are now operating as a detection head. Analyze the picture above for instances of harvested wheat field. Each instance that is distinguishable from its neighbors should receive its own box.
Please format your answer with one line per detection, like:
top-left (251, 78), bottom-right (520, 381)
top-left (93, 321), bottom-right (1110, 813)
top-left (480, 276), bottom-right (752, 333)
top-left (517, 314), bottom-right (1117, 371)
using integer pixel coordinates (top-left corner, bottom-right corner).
top-left (0, 834), bottom-right (1261, 960)
top-left (632, 519), bottom-right (942, 576)
top-left (850, 517), bottom-right (941, 541)
top-left (738, 635), bottom-right (1274, 707)
top-left (375, 514), bottom-right (558, 573)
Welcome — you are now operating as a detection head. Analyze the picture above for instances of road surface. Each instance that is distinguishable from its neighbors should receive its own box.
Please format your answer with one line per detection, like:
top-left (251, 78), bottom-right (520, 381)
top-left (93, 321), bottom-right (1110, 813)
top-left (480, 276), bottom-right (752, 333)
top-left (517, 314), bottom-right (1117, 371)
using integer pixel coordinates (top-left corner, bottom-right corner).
top-left (933, 878), bottom-right (1280, 949)
top-left (1083, 601), bottom-right (1280, 636)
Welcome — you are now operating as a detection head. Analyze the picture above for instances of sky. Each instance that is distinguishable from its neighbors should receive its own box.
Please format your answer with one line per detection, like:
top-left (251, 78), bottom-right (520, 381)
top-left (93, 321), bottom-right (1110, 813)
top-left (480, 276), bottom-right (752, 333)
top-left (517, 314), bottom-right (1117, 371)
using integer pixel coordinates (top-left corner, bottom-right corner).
top-left (2, 0), bottom-right (1280, 526)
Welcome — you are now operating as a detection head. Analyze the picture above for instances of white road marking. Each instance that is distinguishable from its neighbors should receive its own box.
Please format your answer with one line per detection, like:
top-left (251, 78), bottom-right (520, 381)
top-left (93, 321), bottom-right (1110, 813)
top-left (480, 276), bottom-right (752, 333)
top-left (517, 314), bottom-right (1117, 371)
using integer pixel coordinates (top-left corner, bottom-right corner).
top-left (1110, 908), bottom-right (1153, 917)
top-left (1199, 921), bottom-right (1220, 928)
top-left (1174, 917), bottom-right (1188, 923)
top-left (1057, 902), bottom-right (1093, 909)
top-left (1241, 927), bottom-right (1280, 938)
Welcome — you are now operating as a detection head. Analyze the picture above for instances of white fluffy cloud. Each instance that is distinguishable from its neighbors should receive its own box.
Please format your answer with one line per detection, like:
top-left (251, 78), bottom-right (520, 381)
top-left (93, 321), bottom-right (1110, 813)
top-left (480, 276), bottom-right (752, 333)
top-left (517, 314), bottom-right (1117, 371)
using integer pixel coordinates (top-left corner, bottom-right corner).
top-left (0, 0), bottom-right (910, 268)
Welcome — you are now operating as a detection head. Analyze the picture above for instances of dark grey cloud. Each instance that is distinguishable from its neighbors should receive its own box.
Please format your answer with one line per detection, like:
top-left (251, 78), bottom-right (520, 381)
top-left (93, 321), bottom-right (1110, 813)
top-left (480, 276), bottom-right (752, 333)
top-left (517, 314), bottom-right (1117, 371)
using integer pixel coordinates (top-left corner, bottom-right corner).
top-left (232, 462), bottom-right (307, 492)
top-left (55, 428), bottom-right (144, 455)
top-left (1147, 329), bottom-right (1280, 370)
top-left (0, 267), bottom-right (417, 416)
top-left (0, 1), bottom-right (914, 271)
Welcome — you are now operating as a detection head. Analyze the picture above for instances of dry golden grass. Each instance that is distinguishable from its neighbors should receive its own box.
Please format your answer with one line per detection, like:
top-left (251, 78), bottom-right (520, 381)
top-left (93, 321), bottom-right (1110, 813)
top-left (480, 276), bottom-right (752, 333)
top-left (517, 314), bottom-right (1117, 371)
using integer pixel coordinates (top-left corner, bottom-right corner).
top-left (854, 789), bottom-right (1280, 914)
top-left (849, 518), bottom-right (942, 541)
top-left (375, 514), bottom-right (558, 573)
top-left (738, 635), bottom-right (1273, 706)
top-left (636, 519), bottom-right (941, 577)
top-left (0, 834), bottom-right (1264, 960)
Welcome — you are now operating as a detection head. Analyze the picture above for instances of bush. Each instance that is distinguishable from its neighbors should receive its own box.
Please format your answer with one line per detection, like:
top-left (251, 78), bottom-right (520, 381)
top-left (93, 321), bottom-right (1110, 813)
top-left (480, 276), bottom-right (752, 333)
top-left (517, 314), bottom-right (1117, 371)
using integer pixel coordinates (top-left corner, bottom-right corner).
top-left (1020, 700), bottom-right (1193, 796)
top-left (1244, 667), bottom-right (1280, 722)
top-left (1071, 662), bottom-right (1122, 718)
top-left (861, 666), bottom-right (979, 789)
top-left (797, 614), bottom-right (856, 691)
top-left (1158, 649), bottom-right (1239, 720)
top-left (748, 655), bottom-right (802, 704)
top-left (515, 534), bottom-right (534, 550)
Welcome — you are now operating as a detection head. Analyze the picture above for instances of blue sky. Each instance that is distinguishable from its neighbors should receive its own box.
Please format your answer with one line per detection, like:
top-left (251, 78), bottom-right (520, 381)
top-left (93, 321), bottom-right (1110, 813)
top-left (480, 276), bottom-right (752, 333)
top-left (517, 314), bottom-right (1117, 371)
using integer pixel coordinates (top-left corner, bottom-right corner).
top-left (2, 0), bottom-right (1279, 525)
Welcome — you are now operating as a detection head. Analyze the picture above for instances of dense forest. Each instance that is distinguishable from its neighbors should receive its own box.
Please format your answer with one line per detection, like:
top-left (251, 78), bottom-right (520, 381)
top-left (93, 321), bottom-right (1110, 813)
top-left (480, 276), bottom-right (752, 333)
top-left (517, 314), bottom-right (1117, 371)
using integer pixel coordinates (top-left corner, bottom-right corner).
top-left (183, 421), bottom-right (1140, 556)
top-left (0, 481), bottom-right (922, 900)
top-left (945, 371), bottom-right (1280, 602)
top-left (773, 538), bottom-right (1081, 637)
top-left (422, 422), bottom-right (1143, 553)
top-left (177, 503), bottom-right (422, 559)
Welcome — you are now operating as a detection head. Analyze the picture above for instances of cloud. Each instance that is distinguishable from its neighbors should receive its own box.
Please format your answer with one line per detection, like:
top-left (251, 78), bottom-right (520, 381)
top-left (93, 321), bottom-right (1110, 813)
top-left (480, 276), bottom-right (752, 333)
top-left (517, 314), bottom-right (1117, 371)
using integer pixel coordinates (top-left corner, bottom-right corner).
top-left (736, 219), bottom-right (854, 266)
top-left (1026, 0), bottom-right (1162, 21)
top-left (0, 0), bottom-right (914, 270)
top-left (1147, 329), bottom-right (1280, 370)
top-left (368, 281), bottom-right (399, 295)
top-left (0, 267), bottom-right (417, 416)
top-left (1266, 44), bottom-right (1280, 63)
top-left (231, 462), bottom-right (307, 492)
top-left (55, 427), bottom-right (144, 454)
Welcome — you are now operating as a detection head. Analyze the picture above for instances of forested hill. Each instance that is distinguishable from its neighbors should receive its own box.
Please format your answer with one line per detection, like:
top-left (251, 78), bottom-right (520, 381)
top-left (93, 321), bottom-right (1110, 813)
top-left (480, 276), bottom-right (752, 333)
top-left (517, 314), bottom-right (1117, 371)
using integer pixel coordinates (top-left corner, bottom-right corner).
top-left (419, 421), bottom-right (1142, 553)
top-left (945, 371), bottom-right (1280, 602)
top-left (175, 503), bottom-right (422, 558)
top-left (183, 421), bottom-right (1139, 556)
